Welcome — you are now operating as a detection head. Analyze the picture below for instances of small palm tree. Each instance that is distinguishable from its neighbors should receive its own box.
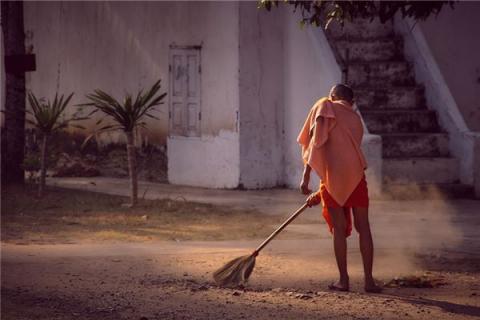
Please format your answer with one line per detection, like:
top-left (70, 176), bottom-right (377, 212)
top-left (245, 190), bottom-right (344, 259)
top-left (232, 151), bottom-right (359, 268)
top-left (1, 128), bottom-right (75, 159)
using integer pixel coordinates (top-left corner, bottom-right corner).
top-left (27, 92), bottom-right (83, 196)
top-left (81, 80), bottom-right (167, 206)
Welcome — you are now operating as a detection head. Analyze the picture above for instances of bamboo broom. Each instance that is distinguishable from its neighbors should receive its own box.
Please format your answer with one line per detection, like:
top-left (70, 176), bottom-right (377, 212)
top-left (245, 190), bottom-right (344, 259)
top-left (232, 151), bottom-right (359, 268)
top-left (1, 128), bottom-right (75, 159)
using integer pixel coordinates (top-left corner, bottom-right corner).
top-left (213, 203), bottom-right (309, 287)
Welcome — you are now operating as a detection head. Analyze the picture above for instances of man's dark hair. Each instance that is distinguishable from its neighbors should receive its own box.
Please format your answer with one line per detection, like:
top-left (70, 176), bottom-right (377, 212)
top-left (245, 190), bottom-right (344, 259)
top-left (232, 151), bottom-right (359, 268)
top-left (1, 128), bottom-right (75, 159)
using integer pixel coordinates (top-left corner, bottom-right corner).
top-left (330, 84), bottom-right (354, 103)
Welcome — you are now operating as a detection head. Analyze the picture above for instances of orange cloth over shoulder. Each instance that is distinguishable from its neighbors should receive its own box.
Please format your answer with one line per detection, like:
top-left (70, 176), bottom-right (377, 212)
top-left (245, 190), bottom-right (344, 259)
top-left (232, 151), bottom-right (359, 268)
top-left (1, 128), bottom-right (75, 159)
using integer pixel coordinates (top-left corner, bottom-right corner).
top-left (297, 97), bottom-right (368, 236)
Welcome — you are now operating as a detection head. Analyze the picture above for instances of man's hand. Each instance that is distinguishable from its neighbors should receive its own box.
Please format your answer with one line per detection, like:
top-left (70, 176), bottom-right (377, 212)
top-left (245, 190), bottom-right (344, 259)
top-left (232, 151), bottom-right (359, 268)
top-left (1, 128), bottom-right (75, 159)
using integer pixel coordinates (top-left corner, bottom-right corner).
top-left (306, 192), bottom-right (321, 207)
top-left (300, 164), bottom-right (312, 195)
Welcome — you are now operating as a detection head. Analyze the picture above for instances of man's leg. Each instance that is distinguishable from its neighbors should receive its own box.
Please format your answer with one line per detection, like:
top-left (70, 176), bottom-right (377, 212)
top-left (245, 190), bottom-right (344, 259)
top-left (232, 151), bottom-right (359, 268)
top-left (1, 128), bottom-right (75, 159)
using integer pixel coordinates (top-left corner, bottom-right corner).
top-left (352, 207), bottom-right (382, 292)
top-left (327, 207), bottom-right (349, 290)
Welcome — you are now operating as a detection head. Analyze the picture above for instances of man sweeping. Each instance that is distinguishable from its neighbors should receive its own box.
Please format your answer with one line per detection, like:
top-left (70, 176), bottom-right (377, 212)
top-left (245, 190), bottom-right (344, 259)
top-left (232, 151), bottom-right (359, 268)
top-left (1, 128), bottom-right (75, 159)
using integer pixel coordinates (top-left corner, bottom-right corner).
top-left (297, 84), bottom-right (382, 293)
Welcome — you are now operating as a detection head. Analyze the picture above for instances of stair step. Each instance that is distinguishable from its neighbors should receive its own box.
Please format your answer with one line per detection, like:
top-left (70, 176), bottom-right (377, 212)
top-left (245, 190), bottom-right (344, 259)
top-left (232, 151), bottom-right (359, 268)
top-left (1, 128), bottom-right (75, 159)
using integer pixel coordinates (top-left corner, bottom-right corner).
top-left (347, 62), bottom-right (414, 87)
top-left (362, 110), bottom-right (440, 133)
top-left (355, 86), bottom-right (424, 110)
top-left (381, 133), bottom-right (450, 158)
top-left (335, 38), bottom-right (403, 62)
top-left (381, 183), bottom-right (474, 200)
top-left (327, 18), bottom-right (394, 40)
top-left (383, 157), bottom-right (459, 184)
top-left (324, 18), bottom-right (467, 197)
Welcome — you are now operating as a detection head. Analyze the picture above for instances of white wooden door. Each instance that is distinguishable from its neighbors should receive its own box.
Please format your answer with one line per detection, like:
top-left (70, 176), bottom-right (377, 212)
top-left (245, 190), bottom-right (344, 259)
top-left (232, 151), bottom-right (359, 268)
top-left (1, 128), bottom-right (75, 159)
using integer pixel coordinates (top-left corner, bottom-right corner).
top-left (169, 47), bottom-right (201, 137)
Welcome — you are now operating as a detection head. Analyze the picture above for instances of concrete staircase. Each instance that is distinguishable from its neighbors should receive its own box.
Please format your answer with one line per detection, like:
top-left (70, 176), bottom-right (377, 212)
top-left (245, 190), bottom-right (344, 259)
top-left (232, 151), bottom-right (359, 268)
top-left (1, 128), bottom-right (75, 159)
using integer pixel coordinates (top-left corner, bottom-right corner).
top-left (325, 19), bottom-right (474, 198)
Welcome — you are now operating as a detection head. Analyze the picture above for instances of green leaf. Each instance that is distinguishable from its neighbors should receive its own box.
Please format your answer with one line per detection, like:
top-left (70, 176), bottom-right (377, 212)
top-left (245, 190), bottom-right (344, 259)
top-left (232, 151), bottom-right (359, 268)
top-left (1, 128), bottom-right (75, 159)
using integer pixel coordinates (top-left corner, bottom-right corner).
top-left (81, 133), bottom-right (97, 149)
top-left (27, 91), bottom-right (78, 135)
top-left (80, 79), bottom-right (167, 137)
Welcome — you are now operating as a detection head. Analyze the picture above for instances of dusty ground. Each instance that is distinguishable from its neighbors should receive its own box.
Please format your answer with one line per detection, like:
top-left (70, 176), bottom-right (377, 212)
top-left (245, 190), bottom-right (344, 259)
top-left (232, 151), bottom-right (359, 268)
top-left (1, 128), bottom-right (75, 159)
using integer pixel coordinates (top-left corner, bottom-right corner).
top-left (2, 181), bottom-right (480, 319)
top-left (2, 242), bottom-right (480, 320)
top-left (1, 186), bottom-right (295, 244)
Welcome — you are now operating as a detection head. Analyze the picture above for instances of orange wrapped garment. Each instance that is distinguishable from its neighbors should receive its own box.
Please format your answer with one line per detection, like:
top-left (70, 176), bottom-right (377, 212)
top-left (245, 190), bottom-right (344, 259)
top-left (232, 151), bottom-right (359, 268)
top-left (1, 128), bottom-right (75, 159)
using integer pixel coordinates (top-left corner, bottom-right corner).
top-left (297, 97), bottom-right (368, 236)
top-left (320, 175), bottom-right (369, 237)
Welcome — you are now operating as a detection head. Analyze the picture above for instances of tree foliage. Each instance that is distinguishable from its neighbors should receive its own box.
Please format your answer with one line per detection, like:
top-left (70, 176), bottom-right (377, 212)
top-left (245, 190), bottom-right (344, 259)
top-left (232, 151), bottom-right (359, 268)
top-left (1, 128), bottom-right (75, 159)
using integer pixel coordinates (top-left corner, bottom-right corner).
top-left (80, 80), bottom-right (167, 206)
top-left (81, 80), bottom-right (166, 136)
top-left (259, 1), bottom-right (455, 29)
top-left (26, 92), bottom-right (84, 196)
top-left (27, 92), bottom-right (83, 135)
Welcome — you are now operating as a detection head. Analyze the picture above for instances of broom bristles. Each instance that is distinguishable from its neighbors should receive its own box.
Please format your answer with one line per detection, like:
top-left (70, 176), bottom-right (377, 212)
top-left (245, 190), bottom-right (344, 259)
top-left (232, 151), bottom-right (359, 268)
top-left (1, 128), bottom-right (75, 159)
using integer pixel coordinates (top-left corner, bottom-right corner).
top-left (213, 254), bottom-right (256, 287)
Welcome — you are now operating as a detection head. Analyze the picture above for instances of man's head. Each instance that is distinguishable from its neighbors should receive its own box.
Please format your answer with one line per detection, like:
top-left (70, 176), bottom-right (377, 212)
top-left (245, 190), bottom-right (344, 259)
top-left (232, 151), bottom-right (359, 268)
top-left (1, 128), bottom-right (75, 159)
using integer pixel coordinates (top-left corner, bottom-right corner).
top-left (329, 84), bottom-right (354, 104)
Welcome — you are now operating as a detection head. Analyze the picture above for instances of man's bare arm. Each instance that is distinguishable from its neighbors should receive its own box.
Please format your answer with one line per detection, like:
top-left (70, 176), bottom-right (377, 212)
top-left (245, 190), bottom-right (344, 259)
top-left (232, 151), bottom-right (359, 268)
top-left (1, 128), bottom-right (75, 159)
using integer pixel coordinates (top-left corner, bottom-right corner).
top-left (300, 164), bottom-right (312, 195)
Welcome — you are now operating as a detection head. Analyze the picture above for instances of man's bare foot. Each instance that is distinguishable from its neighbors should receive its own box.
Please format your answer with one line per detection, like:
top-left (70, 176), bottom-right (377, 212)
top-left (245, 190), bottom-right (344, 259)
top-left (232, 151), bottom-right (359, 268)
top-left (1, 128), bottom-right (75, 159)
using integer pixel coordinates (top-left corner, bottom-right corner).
top-left (364, 280), bottom-right (383, 293)
top-left (328, 281), bottom-right (349, 292)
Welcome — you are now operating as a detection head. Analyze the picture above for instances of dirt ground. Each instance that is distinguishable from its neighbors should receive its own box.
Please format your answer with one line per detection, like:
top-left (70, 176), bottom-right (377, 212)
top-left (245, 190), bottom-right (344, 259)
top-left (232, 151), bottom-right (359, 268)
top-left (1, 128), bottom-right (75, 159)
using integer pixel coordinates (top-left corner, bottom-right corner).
top-left (2, 184), bottom-right (480, 319)
top-left (1, 186), bottom-right (294, 244)
top-left (2, 242), bottom-right (480, 320)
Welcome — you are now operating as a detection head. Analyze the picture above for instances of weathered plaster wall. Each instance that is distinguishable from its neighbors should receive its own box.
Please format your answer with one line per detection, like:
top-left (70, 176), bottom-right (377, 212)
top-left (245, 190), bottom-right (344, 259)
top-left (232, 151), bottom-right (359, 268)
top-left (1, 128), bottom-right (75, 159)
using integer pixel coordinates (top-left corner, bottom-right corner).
top-left (21, 2), bottom-right (384, 192)
top-left (165, 2), bottom-right (241, 188)
top-left (396, 12), bottom-right (479, 187)
top-left (419, 2), bottom-right (480, 132)
top-left (418, 3), bottom-right (480, 197)
top-left (24, 1), bottom-right (242, 189)
top-left (361, 134), bottom-right (383, 198)
top-left (23, 1), bottom-right (239, 145)
top-left (167, 130), bottom-right (240, 188)
top-left (282, 11), bottom-right (342, 189)
top-left (280, 14), bottom-right (382, 196)
top-left (238, 3), bottom-right (284, 188)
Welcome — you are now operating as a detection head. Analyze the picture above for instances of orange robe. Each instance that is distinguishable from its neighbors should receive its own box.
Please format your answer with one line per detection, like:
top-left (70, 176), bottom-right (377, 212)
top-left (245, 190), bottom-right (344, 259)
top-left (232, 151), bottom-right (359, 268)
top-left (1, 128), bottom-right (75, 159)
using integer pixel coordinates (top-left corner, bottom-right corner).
top-left (297, 98), bottom-right (368, 236)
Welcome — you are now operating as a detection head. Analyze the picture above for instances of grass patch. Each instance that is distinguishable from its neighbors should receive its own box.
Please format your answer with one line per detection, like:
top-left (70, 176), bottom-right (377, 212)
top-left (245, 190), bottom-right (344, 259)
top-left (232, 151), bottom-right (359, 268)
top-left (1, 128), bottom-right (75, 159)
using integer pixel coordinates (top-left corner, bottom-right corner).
top-left (1, 184), bottom-right (304, 244)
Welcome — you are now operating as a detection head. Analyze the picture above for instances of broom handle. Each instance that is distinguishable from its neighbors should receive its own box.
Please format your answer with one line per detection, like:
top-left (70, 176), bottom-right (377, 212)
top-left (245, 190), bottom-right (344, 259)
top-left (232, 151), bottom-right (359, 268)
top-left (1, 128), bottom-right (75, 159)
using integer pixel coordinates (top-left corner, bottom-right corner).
top-left (253, 203), bottom-right (309, 255)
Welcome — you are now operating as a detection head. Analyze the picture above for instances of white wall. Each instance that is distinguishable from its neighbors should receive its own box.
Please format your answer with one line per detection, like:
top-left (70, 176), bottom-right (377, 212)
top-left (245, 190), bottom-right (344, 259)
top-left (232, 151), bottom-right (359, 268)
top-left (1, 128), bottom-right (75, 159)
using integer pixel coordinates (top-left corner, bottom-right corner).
top-left (22, 1), bottom-right (385, 192)
top-left (23, 1), bottom-right (240, 145)
top-left (238, 3), bottom-right (284, 188)
top-left (282, 11), bottom-right (342, 189)
top-left (167, 130), bottom-right (240, 188)
top-left (166, 2), bottom-right (241, 188)
top-left (419, 3), bottom-right (480, 132)
top-left (280, 13), bottom-right (383, 196)
top-left (416, 3), bottom-right (480, 196)
top-left (24, 1), bottom-right (243, 189)
top-left (395, 12), bottom-right (479, 188)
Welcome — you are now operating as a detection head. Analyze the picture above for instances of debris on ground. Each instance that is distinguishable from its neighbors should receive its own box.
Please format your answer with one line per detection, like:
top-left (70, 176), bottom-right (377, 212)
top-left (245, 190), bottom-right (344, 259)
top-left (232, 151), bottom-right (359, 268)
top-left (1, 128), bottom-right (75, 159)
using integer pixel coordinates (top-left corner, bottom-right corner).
top-left (294, 293), bottom-right (313, 300)
top-left (385, 274), bottom-right (447, 288)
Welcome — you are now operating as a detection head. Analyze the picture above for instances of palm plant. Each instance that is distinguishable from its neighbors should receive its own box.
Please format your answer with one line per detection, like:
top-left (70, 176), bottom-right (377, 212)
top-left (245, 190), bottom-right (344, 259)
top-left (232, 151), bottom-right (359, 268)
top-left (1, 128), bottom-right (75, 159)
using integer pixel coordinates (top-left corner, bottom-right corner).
top-left (27, 92), bottom-right (83, 196)
top-left (80, 80), bottom-right (167, 206)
